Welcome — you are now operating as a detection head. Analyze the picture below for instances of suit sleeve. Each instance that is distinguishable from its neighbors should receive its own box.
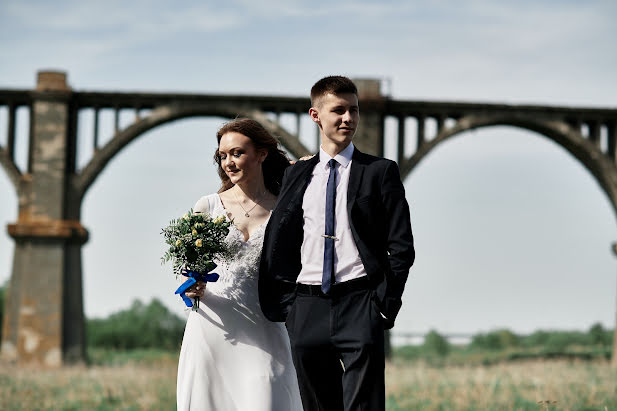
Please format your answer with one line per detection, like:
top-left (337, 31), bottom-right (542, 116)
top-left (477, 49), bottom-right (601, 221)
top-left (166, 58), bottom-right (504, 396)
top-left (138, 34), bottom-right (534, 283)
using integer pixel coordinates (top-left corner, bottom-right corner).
top-left (258, 163), bottom-right (301, 322)
top-left (380, 161), bottom-right (415, 328)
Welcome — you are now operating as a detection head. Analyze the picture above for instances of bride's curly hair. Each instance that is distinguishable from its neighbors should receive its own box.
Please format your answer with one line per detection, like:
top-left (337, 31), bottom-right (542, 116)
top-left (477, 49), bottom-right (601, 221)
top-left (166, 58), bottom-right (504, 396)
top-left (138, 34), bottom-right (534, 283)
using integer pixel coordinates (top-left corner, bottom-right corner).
top-left (214, 118), bottom-right (290, 195)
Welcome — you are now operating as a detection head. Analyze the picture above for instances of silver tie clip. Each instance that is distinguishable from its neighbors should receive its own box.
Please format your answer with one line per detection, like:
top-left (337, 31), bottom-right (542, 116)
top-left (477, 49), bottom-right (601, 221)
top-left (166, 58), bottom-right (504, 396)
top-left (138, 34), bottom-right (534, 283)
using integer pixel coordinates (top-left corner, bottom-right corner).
top-left (321, 234), bottom-right (339, 241)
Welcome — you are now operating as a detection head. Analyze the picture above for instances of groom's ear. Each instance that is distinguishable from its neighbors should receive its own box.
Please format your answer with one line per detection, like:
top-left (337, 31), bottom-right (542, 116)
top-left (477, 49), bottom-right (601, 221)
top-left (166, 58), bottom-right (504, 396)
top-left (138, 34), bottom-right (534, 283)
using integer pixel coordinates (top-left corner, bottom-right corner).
top-left (309, 107), bottom-right (320, 125)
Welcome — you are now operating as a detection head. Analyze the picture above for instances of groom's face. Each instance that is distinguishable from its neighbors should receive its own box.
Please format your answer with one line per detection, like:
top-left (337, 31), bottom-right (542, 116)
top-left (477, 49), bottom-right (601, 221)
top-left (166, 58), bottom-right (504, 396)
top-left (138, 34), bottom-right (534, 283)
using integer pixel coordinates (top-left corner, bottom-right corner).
top-left (310, 92), bottom-right (359, 150)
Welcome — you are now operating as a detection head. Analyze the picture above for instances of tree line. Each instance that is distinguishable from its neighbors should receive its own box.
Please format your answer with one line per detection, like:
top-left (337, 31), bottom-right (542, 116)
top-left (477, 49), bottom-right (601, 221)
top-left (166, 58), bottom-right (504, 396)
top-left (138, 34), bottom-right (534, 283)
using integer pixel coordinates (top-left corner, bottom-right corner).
top-left (0, 284), bottom-right (613, 356)
top-left (0, 282), bottom-right (185, 350)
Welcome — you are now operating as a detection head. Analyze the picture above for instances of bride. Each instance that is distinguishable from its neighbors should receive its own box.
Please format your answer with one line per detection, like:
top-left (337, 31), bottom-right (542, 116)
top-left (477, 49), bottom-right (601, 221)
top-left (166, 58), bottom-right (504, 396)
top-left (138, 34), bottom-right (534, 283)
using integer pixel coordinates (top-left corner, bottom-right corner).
top-left (176, 119), bottom-right (303, 410)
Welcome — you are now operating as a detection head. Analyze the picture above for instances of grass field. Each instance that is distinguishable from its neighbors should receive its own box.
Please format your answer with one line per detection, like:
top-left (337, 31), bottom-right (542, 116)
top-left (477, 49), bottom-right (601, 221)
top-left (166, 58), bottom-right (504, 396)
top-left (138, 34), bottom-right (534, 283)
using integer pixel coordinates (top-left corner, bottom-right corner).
top-left (1, 350), bottom-right (616, 410)
top-left (0, 350), bottom-right (178, 411)
top-left (385, 358), bottom-right (617, 410)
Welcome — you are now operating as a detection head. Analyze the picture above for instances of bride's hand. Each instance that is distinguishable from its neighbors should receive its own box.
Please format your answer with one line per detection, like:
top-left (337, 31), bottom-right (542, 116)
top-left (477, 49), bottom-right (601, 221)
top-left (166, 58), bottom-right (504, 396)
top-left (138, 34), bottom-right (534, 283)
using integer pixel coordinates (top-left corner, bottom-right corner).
top-left (289, 154), bottom-right (315, 165)
top-left (185, 281), bottom-right (206, 298)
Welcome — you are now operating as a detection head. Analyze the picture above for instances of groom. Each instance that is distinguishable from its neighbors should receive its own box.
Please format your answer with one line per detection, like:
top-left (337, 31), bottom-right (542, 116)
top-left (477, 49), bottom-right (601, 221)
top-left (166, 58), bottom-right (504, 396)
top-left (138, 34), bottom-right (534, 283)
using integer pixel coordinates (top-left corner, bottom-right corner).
top-left (259, 75), bottom-right (415, 410)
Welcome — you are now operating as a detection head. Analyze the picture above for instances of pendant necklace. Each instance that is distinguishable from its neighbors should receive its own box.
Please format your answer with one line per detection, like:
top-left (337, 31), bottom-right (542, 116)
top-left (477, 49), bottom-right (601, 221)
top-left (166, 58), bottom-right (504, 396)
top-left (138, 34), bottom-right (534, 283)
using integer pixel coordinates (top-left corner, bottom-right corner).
top-left (234, 188), bottom-right (265, 217)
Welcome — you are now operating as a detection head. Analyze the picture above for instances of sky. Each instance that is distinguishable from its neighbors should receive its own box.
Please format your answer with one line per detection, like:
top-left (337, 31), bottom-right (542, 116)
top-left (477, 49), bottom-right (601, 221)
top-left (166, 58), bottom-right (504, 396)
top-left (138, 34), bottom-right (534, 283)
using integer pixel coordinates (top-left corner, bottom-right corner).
top-left (1, 0), bottom-right (617, 343)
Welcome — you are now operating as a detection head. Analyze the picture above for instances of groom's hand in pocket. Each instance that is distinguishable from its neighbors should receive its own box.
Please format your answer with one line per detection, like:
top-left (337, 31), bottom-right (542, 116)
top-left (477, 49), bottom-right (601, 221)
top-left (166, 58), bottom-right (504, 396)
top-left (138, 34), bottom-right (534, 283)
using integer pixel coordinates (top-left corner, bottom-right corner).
top-left (184, 281), bottom-right (206, 299)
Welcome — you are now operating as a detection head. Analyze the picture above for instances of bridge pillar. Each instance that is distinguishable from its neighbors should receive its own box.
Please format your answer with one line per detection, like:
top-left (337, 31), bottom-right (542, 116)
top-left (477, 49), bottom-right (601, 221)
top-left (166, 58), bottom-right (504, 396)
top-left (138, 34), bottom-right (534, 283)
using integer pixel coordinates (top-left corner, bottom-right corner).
top-left (352, 79), bottom-right (393, 357)
top-left (1, 71), bottom-right (88, 366)
top-left (353, 79), bottom-right (385, 157)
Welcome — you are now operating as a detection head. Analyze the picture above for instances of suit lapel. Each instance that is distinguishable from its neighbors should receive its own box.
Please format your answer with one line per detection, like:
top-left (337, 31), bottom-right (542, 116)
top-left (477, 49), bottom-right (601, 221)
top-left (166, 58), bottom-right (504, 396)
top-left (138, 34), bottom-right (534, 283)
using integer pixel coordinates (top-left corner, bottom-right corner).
top-left (284, 154), bottom-right (320, 213)
top-left (347, 148), bottom-right (365, 216)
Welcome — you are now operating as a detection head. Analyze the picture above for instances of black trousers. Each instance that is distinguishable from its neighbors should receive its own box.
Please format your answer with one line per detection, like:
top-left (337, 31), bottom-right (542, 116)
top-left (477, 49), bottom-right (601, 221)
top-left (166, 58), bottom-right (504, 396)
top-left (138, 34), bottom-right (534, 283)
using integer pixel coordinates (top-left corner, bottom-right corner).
top-left (285, 278), bottom-right (385, 411)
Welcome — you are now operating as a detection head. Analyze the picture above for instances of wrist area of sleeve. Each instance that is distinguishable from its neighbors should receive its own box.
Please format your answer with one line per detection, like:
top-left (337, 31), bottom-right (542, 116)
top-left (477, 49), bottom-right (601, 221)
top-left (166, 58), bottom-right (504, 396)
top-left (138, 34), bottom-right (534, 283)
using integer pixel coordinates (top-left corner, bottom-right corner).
top-left (381, 297), bottom-right (402, 330)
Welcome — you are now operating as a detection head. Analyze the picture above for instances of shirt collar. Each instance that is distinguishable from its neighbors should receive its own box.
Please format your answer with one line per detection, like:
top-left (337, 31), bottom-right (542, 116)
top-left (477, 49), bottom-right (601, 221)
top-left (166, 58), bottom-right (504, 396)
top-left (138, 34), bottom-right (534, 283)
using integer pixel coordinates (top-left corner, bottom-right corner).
top-left (319, 143), bottom-right (354, 169)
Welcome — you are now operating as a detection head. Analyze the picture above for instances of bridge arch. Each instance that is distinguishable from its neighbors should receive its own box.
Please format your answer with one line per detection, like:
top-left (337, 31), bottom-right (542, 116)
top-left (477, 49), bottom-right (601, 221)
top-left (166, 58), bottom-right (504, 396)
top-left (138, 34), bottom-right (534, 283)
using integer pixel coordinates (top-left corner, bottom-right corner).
top-left (78, 117), bottom-right (224, 320)
top-left (401, 115), bottom-right (617, 220)
top-left (74, 106), bottom-right (311, 201)
top-left (0, 149), bottom-right (21, 191)
top-left (398, 125), bottom-right (617, 341)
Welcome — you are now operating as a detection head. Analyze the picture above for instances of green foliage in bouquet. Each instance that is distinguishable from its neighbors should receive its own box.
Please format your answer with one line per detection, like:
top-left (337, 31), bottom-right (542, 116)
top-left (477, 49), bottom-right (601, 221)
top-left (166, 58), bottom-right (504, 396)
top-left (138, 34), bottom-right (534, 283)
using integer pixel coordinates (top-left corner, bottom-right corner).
top-left (161, 209), bottom-right (233, 275)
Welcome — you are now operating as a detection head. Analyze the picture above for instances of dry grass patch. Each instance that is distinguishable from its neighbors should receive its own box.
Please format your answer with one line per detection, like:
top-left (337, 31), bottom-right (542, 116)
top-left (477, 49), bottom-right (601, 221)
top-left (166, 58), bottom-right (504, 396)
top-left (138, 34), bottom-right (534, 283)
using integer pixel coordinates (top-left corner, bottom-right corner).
top-left (0, 359), bottom-right (177, 410)
top-left (386, 359), bottom-right (617, 410)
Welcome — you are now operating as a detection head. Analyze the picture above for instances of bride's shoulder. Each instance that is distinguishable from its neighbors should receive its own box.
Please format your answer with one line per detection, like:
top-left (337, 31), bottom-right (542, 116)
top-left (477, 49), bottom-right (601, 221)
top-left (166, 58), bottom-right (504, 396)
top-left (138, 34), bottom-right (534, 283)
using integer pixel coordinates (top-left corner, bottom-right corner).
top-left (193, 193), bottom-right (221, 214)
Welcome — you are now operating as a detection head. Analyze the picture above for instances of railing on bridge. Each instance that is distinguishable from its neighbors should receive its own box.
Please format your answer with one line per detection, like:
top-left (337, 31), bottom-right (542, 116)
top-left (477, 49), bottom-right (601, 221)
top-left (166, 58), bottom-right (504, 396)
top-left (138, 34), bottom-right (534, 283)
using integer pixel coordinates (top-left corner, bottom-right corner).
top-left (3, 87), bottom-right (617, 183)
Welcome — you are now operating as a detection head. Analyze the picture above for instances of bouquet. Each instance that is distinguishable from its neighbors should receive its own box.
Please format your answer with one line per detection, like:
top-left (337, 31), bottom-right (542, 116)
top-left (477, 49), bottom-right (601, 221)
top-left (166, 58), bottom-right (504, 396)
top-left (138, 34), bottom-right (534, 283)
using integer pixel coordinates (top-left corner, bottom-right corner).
top-left (161, 209), bottom-right (233, 310)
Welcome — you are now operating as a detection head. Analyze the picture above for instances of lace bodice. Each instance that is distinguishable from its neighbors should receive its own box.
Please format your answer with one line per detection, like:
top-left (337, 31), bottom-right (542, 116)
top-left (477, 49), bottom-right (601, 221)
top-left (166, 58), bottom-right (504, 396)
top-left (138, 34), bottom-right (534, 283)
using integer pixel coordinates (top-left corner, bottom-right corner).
top-left (193, 193), bottom-right (268, 303)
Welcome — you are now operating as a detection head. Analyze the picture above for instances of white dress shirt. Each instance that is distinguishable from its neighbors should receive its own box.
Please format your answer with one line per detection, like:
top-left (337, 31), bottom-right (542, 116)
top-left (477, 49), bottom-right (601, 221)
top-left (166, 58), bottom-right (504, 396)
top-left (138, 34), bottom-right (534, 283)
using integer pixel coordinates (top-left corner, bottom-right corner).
top-left (297, 143), bottom-right (368, 285)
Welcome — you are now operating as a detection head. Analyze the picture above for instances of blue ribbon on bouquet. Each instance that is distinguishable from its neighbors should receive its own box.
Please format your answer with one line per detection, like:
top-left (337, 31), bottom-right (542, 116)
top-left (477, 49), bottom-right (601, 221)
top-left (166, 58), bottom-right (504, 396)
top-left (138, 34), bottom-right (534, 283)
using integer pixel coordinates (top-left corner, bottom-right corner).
top-left (174, 266), bottom-right (220, 308)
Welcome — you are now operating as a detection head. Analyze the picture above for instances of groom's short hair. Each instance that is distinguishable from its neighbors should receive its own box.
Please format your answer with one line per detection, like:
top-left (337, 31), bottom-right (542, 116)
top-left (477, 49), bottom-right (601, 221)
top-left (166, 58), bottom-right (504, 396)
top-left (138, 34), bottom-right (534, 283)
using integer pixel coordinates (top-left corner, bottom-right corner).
top-left (310, 76), bottom-right (358, 108)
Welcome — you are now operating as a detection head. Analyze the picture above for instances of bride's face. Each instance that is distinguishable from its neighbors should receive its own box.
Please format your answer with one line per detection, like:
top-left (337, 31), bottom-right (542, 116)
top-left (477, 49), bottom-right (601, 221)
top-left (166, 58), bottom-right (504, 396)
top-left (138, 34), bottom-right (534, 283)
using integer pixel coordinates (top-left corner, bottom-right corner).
top-left (218, 131), bottom-right (267, 186)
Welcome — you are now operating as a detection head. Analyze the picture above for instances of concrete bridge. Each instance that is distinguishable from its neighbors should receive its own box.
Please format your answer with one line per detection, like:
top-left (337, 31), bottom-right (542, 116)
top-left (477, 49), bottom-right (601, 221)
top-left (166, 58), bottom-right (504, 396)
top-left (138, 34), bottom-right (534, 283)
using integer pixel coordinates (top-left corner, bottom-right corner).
top-left (1, 71), bottom-right (617, 366)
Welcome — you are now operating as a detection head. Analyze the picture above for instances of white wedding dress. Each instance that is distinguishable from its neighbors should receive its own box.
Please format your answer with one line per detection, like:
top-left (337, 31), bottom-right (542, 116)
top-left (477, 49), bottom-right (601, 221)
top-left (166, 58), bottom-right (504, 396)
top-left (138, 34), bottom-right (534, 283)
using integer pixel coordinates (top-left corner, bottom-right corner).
top-left (176, 193), bottom-right (303, 411)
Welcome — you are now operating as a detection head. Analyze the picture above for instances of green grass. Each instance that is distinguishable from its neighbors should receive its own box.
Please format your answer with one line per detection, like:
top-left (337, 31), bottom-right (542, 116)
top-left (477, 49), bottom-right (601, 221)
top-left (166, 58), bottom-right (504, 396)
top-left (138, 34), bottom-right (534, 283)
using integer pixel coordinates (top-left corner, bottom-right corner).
top-left (1, 348), bottom-right (617, 410)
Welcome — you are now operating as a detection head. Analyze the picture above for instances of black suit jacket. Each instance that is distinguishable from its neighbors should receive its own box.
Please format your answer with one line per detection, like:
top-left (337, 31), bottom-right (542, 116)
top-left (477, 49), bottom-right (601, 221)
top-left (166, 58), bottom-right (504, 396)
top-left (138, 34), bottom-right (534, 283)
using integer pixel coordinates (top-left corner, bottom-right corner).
top-left (259, 148), bottom-right (415, 329)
